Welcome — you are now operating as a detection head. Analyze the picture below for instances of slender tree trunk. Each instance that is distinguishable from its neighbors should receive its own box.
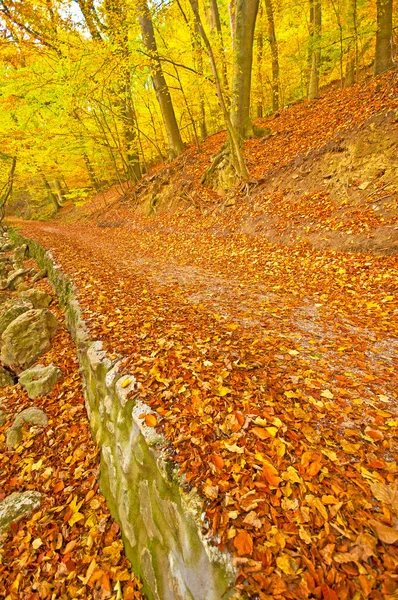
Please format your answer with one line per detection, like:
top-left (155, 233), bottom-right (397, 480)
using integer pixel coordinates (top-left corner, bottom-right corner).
top-left (330, 0), bottom-right (343, 86)
top-left (41, 174), bottom-right (60, 211)
top-left (374, 0), bottom-right (394, 75)
top-left (83, 151), bottom-right (100, 191)
top-left (256, 3), bottom-right (264, 119)
top-left (0, 156), bottom-right (16, 229)
top-left (209, 0), bottom-right (229, 91)
top-left (76, 0), bottom-right (103, 41)
top-left (345, 0), bottom-right (357, 86)
top-left (137, 0), bottom-right (184, 159)
top-left (264, 0), bottom-right (279, 112)
top-left (188, 0), bottom-right (248, 180)
top-left (230, 0), bottom-right (260, 139)
top-left (53, 179), bottom-right (65, 206)
top-left (122, 90), bottom-right (142, 183)
top-left (308, 0), bottom-right (321, 100)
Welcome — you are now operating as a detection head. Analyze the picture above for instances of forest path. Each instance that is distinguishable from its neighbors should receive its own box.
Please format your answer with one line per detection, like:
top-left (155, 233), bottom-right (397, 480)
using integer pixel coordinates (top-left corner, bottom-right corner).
top-left (16, 218), bottom-right (398, 598)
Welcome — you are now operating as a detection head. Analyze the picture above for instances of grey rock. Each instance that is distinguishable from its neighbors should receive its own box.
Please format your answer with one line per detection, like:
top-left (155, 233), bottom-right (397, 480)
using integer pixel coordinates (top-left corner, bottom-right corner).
top-left (31, 269), bottom-right (47, 283)
top-left (1, 309), bottom-right (59, 369)
top-left (6, 268), bottom-right (29, 291)
top-left (0, 491), bottom-right (42, 532)
top-left (13, 244), bottom-right (28, 266)
top-left (6, 407), bottom-right (48, 449)
top-left (6, 426), bottom-right (22, 449)
top-left (19, 363), bottom-right (62, 399)
top-left (0, 365), bottom-right (14, 387)
top-left (0, 408), bottom-right (6, 426)
top-left (19, 289), bottom-right (52, 309)
top-left (14, 407), bottom-right (48, 428)
top-left (0, 243), bottom-right (13, 252)
top-left (0, 301), bottom-right (33, 336)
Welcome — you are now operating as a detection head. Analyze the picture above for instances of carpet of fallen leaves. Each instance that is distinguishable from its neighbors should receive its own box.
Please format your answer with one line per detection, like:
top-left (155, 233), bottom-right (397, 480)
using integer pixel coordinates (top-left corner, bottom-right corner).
top-left (0, 264), bottom-right (143, 599)
top-left (12, 69), bottom-right (398, 599)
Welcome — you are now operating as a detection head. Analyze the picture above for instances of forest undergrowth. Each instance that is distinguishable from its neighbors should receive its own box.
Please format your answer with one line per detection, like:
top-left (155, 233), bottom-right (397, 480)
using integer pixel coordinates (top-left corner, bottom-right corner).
top-left (10, 69), bottom-right (398, 599)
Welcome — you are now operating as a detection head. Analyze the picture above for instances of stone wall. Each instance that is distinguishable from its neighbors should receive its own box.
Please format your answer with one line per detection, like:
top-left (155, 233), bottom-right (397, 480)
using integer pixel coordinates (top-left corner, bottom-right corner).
top-left (11, 232), bottom-right (236, 600)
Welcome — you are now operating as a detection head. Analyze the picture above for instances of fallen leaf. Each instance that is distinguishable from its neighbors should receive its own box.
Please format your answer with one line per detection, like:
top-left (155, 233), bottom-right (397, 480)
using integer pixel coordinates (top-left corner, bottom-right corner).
top-left (234, 531), bottom-right (253, 556)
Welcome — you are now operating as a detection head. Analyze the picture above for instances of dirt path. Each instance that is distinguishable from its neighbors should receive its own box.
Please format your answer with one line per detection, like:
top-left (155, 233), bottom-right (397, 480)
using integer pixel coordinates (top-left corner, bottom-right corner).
top-left (16, 219), bottom-right (398, 599)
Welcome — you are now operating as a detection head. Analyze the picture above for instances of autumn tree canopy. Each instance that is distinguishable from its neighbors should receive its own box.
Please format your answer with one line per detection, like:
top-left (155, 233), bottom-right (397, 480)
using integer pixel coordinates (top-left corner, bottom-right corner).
top-left (0, 0), bottom-right (396, 215)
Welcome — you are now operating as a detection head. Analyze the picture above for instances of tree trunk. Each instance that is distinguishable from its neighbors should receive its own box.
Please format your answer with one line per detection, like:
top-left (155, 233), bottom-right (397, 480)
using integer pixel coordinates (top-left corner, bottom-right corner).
top-left (374, 0), bottom-right (394, 75)
top-left (53, 179), bottom-right (65, 206)
top-left (83, 151), bottom-right (100, 191)
top-left (122, 91), bottom-right (142, 183)
top-left (41, 174), bottom-right (60, 211)
top-left (256, 3), bottom-right (264, 119)
top-left (344, 0), bottom-right (357, 86)
top-left (76, 0), bottom-right (103, 41)
top-left (0, 156), bottom-right (16, 229)
top-left (264, 0), bottom-right (279, 112)
top-left (138, 0), bottom-right (184, 159)
top-left (209, 0), bottom-right (229, 90)
top-left (230, 0), bottom-right (260, 140)
top-left (308, 0), bottom-right (321, 100)
top-left (188, 0), bottom-right (249, 183)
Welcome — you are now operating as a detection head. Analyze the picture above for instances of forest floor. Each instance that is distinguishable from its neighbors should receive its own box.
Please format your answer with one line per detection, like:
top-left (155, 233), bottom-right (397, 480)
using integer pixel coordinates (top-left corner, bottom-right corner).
top-left (10, 69), bottom-right (398, 599)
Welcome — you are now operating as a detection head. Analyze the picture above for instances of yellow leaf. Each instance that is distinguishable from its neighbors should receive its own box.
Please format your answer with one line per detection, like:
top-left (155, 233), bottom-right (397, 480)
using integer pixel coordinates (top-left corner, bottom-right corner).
top-left (68, 511), bottom-right (85, 526)
top-left (276, 554), bottom-right (296, 575)
top-left (266, 427), bottom-right (278, 437)
top-left (322, 448), bottom-right (339, 462)
top-left (121, 379), bottom-right (131, 388)
top-left (284, 390), bottom-right (299, 398)
top-left (322, 495), bottom-right (339, 505)
top-left (341, 440), bottom-right (360, 454)
top-left (299, 527), bottom-right (312, 544)
top-left (321, 389), bottom-right (334, 399)
top-left (32, 538), bottom-right (43, 549)
top-left (82, 559), bottom-right (97, 585)
top-left (214, 385), bottom-right (231, 397)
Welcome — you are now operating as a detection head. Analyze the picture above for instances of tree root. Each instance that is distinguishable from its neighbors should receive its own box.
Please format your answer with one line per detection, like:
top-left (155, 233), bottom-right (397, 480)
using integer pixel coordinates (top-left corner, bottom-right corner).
top-left (200, 145), bottom-right (241, 192)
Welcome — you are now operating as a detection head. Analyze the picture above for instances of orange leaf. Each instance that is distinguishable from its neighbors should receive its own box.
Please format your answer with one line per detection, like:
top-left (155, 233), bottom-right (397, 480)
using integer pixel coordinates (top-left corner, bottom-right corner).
top-left (211, 454), bottom-right (224, 470)
top-left (234, 531), bottom-right (253, 556)
top-left (54, 481), bottom-right (64, 493)
top-left (261, 462), bottom-right (281, 487)
top-left (144, 414), bottom-right (157, 427)
top-left (306, 459), bottom-right (322, 477)
top-left (101, 573), bottom-right (111, 592)
top-left (321, 584), bottom-right (339, 600)
top-left (252, 426), bottom-right (269, 440)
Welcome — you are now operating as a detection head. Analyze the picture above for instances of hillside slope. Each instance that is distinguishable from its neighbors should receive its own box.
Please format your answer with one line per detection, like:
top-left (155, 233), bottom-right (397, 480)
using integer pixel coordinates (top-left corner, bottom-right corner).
top-left (58, 69), bottom-right (398, 256)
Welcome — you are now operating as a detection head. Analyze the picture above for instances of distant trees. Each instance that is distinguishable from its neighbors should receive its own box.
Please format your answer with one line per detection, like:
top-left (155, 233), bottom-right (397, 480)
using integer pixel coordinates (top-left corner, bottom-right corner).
top-left (0, 0), bottom-right (396, 208)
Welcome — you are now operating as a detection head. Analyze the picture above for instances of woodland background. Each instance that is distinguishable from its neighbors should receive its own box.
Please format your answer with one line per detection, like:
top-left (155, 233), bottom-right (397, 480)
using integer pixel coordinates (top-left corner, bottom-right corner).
top-left (0, 0), bottom-right (396, 218)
